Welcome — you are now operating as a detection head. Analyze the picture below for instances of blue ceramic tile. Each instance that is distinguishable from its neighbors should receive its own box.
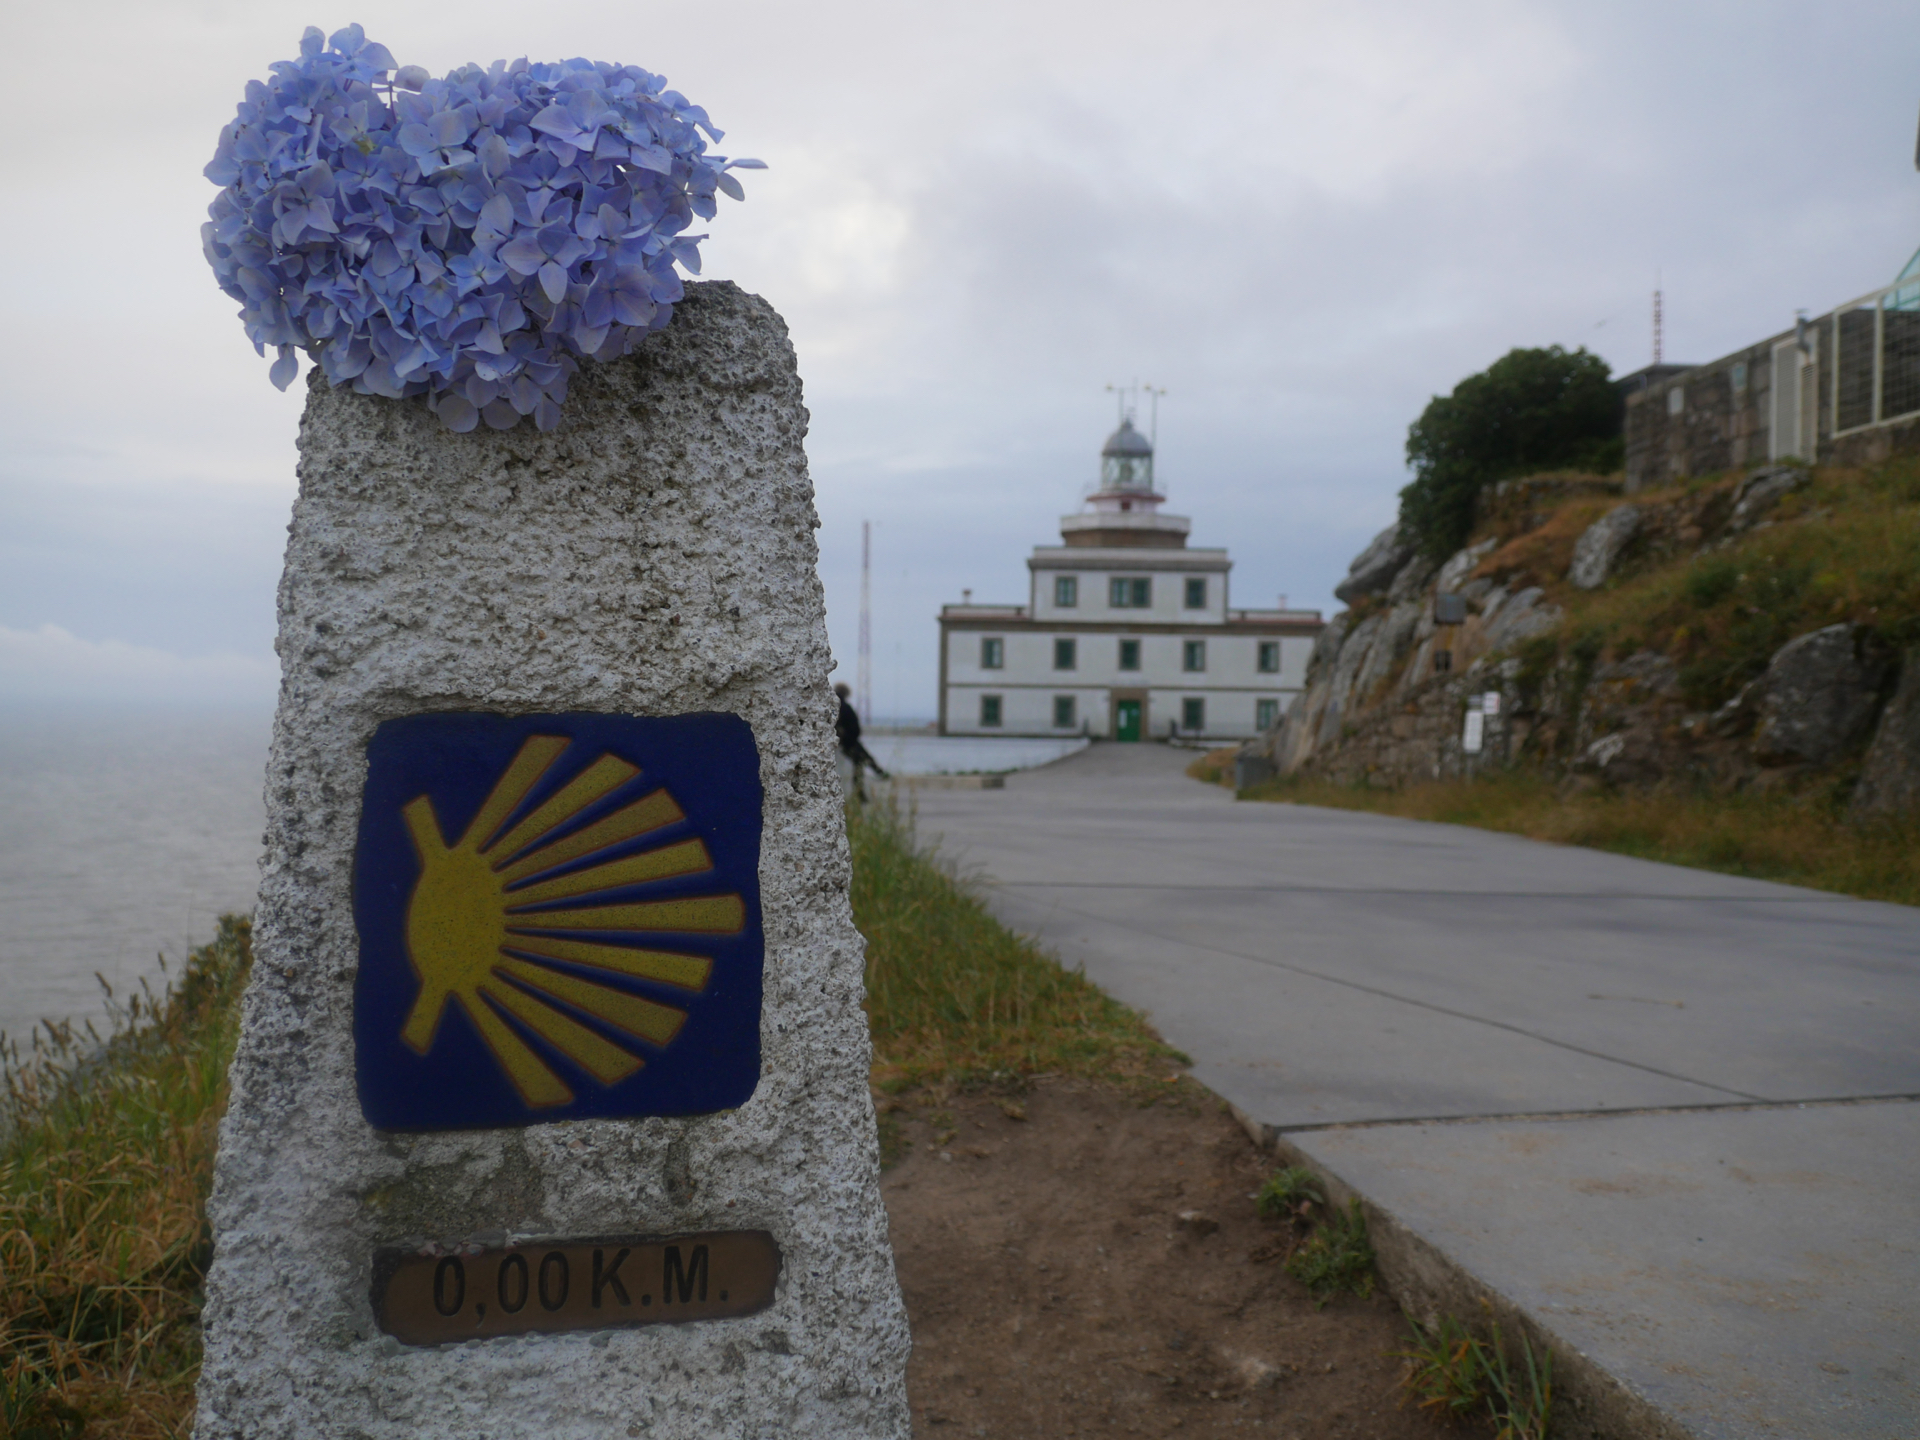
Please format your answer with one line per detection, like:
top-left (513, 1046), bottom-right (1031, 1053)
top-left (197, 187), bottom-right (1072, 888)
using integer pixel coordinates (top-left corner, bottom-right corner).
top-left (352, 712), bottom-right (764, 1131)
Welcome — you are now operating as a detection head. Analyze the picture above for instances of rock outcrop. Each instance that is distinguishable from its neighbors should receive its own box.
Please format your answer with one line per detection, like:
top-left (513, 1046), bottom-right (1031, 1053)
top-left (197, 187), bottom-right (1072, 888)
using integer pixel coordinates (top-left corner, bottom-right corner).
top-left (1749, 625), bottom-right (1891, 767)
top-left (1333, 525), bottom-right (1414, 604)
top-left (1848, 649), bottom-right (1920, 819)
top-left (1567, 505), bottom-right (1641, 589)
top-left (1251, 465), bottom-right (1911, 814)
top-left (1727, 465), bottom-right (1809, 533)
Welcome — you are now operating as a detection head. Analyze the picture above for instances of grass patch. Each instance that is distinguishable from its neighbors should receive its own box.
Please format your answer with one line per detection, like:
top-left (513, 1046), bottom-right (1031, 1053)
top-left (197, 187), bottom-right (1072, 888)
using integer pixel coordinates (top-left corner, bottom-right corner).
top-left (1246, 770), bottom-right (1920, 906)
top-left (1253, 1165), bottom-right (1324, 1223)
top-left (1, 915), bottom-right (252, 1440)
top-left (1185, 748), bottom-right (1238, 786)
top-left (1523, 458), bottom-right (1920, 708)
top-left (1250, 1163), bottom-right (1377, 1308)
top-left (1400, 1308), bottom-right (1553, 1440)
top-left (1282, 1198), bottom-right (1375, 1307)
top-left (0, 805), bottom-right (1183, 1422)
top-left (850, 799), bottom-right (1187, 1094)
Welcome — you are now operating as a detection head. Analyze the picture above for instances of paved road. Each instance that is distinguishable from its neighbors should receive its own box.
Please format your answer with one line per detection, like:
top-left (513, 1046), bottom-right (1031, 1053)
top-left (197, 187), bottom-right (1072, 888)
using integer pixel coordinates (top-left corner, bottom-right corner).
top-left (909, 742), bottom-right (1920, 1439)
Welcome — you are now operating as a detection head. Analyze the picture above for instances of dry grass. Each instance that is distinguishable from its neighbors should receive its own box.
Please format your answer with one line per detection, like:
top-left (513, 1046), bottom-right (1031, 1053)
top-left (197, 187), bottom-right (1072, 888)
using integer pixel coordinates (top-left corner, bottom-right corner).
top-left (1472, 492), bottom-right (1619, 603)
top-left (1514, 458), bottom-right (1920, 708)
top-left (850, 799), bottom-right (1186, 1093)
top-left (1247, 771), bottom-right (1920, 907)
top-left (1239, 456), bottom-right (1920, 902)
top-left (0, 916), bottom-right (251, 1440)
top-left (1185, 747), bottom-right (1238, 785)
top-left (0, 807), bottom-right (1187, 1432)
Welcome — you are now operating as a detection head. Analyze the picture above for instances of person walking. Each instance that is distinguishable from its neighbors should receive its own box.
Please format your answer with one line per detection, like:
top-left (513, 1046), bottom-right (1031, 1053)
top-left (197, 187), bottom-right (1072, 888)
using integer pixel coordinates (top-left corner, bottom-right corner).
top-left (834, 682), bottom-right (889, 800)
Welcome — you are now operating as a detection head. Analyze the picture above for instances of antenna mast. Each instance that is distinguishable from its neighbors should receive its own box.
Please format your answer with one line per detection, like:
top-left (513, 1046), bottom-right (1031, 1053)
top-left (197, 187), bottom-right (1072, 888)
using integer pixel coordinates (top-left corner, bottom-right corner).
top-left (1144, 385), bottom-right (1167, 448)
top-left (857, 521), bottom-right (873, 723)
top-left (1652, 279), bottom-right (1663, 366)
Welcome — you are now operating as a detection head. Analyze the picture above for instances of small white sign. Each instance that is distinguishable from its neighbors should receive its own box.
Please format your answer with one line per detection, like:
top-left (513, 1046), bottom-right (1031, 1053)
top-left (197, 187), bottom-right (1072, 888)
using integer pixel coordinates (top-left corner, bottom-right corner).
top-left (1482, 692), bottom-right (1501, 716)
top-left (1463, 710), bottom-right (1486, 754)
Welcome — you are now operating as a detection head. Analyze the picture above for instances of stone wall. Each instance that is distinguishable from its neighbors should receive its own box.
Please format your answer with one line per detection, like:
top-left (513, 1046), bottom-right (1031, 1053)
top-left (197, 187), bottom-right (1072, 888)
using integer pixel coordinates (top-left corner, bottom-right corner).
top-left (1626, 313), bottom-right (1920, 491)
top-left (1623, 335), bottom-right (1785, 491)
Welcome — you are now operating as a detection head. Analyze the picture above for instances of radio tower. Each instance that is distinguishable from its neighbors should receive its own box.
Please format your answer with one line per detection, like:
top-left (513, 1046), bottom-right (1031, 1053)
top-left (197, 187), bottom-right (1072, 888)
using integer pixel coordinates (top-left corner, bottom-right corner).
top-left (857, 521), bottom-right (873, 724)
top-left (1652, 281), bottom-right (1663, 365)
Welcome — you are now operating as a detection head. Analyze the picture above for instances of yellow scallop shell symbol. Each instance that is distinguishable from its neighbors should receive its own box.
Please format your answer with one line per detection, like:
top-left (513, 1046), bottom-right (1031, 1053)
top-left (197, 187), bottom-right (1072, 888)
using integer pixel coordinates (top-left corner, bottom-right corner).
top-left (400, 735), bottom-right (743, 1108)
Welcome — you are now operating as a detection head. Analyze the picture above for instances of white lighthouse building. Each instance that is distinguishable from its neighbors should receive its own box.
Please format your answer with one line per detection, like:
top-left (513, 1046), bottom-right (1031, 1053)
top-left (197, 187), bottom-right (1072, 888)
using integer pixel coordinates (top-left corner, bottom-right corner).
top-left (938, 420), bottom-right (1323, 741)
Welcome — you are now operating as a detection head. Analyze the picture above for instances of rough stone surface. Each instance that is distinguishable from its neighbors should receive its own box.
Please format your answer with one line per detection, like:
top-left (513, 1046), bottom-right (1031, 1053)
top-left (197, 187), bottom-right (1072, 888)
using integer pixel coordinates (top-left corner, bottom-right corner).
top-left (1571, 651), bottom-right (1684, 788)
top-left (194, 282), bottom-right (911, 1440)
top-left (1566, 503), bottom-right (1641, 589)
top-left (1850, 648), bottom-right (1920, 819)
top-left (1480, 586), bottom-right (1561, 652)
top-left (1751, 624), bottom-right (1891, 767)
top-left (1385, 552), bottom-right (1439, 604)
top-left (1726, 465), bottom-right (1809, 532)
top-left (1330, 524), bottom-right (1411, 603)
top-left (1432, 537), bottom-right (1497, 598)
top-left (1349, 601), bottom-right (1422, 707)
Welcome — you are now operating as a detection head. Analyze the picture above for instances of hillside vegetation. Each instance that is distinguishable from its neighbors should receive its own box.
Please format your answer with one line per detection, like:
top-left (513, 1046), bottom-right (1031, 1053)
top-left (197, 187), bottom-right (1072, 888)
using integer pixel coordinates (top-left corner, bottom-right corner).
top-left (1, 918), bottom-right (252, 1440)
top-left (0, 810), bottom-right (1188, 1438)
top-left (1245, 453), bottom-right (1920, 905)
top-left (1497, 459), bottom-right (1920, 709)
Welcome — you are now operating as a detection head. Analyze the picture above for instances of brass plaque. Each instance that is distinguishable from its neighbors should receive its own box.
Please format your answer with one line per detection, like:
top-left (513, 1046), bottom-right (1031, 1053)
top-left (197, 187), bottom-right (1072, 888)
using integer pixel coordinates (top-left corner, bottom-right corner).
top-left (372, 1230), bottom-right (780, 1346)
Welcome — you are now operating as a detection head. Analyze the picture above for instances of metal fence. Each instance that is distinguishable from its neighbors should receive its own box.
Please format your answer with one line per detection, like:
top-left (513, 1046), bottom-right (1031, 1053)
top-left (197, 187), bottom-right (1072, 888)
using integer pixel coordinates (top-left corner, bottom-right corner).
top-left (1832, 274), bottom-right (1920, 435)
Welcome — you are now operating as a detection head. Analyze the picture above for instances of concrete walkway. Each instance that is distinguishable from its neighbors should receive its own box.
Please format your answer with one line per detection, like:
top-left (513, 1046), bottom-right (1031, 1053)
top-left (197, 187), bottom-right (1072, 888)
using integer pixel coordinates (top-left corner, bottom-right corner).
top-left (908, 743), bottom-right (1920, 1439)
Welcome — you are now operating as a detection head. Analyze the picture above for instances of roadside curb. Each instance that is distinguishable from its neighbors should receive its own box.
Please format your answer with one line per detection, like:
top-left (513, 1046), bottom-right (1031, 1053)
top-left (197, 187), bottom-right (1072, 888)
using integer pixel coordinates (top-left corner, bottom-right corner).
top-left (887, 774), bottom-right (1007, 791)
top-left (1226, 1102), bottom-right (1699, 1440)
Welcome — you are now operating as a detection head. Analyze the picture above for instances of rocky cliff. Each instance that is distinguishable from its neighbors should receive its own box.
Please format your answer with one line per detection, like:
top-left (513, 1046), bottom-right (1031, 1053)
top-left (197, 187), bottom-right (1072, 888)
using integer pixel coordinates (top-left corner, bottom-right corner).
top-left (1252, 463), bottom-right (1920, 820)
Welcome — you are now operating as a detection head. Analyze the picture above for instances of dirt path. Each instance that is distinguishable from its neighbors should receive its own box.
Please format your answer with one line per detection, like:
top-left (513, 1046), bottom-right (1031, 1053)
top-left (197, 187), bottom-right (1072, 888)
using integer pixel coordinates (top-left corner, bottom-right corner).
top-left (881, 1080), bottom-right (1454, 1439)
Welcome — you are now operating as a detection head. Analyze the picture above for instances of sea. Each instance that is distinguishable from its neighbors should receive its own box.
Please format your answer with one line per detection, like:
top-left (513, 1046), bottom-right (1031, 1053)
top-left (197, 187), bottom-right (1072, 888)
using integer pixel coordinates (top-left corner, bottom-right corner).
top-left (0, 703), bottom-right (273, 1046)
top-left (0, 705), bottom-right (1083, 1043)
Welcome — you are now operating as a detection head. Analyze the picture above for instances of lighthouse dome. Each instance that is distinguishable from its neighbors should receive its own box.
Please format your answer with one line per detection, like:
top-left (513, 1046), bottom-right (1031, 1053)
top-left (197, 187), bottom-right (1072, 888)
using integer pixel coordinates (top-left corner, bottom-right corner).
top-left (1099, 419), bottom-right (1155, 491)
top-left (1101, 419), bottom-right (1153, 458)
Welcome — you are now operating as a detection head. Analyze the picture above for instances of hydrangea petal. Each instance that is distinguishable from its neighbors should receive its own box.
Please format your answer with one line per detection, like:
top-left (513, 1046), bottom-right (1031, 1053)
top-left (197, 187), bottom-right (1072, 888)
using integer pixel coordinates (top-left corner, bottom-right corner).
top-left (202, 28), bottom-right (757, 433)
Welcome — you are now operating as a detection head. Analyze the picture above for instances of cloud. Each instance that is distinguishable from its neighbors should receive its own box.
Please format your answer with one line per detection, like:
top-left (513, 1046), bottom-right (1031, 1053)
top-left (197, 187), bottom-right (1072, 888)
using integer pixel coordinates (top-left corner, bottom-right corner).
top-left (0, 624), bottom-right (278, 706)
top-left (2, 0), bottom-right (1916, 720)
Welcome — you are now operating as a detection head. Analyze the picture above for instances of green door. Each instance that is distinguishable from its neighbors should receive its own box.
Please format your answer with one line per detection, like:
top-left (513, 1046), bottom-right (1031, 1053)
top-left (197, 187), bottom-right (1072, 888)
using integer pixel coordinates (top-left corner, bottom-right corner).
top-left (1115, 699), bottom-right (1142, 742)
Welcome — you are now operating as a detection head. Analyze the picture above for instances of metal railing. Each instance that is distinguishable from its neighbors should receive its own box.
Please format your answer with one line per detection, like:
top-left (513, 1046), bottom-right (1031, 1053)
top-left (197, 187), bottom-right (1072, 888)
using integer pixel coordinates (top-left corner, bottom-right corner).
top-left (1831, 274), bottom-right (1920, 436)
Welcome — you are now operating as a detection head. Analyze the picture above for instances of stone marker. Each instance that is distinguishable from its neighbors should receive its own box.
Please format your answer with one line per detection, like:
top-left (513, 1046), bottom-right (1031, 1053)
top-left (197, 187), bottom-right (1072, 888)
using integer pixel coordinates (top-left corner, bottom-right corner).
top-left (195, 282), bottom-right (911, 1438)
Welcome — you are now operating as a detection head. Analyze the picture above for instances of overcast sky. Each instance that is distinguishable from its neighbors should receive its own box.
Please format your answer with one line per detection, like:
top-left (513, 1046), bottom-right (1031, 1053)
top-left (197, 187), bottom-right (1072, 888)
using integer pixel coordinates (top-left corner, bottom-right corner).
top-left (2, 0), bottom-right (1915, 716)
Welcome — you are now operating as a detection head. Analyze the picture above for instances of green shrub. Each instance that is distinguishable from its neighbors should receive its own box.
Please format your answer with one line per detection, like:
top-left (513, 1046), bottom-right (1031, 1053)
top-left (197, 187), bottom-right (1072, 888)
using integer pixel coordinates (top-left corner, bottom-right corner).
top-left (1677, 555), bottom-right (1815, 706)
top-left (1254, 1164), bottom-right (1324, 1222)
top-left (1283, 1197), bottom-right (1376, 1306)
top-left (1400, 346), bottom-right (1621, 558)
top-left (1400, 1310), bottom-right (1554, 1439)
top-left (1682, 554), bottom-right (1739, 609)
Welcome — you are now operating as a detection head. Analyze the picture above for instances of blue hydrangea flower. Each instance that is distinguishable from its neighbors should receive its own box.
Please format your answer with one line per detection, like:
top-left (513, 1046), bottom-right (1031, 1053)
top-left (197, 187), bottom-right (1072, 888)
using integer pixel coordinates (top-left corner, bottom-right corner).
top-left (202, 25), bottom-right (763, 432)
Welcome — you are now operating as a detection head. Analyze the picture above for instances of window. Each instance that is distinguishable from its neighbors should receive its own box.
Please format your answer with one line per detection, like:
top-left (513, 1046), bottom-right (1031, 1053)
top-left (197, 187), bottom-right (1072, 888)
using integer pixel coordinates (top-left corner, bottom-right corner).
top-left (1053, 637), bottom-right (1077, 671)
top-left (1053, 695), bottom-right (1077, 728)
top-left (979, 694), bottom-right (1002, 727)
top-left (1182, 639), bottom-right (1206, 673)
top-left (1184, 577), bottom-right (1207, 609)
top-left (1256, 698), bottom-right (1280, 730)
top-left (1667, 386), bottom-right (1685, 416)
top-left (980, 636), bottom-right (1004, 669)
top-left (1257, 640), bottom-right (1280, 674)
top-left (1181, 697), bottom-right (1205, 732)
top-left (1109, 577), bottom-right (1151, 608)
top-left (1117, 638), bottom-right (1141, 671)
top-left (1054, 575), bottom-right (1078, 607)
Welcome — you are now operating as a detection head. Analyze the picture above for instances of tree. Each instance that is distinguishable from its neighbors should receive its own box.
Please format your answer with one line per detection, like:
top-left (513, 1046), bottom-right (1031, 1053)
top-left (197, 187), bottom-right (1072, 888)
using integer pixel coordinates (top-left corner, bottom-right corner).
top-left (1399, 346), bottom-right (1622, 558)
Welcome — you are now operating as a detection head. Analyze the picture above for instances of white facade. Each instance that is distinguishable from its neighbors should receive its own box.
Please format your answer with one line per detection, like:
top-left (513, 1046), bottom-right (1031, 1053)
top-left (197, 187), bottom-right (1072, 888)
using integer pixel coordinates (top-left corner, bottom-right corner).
top-left (938, 421), bottom-right (1323, 741)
